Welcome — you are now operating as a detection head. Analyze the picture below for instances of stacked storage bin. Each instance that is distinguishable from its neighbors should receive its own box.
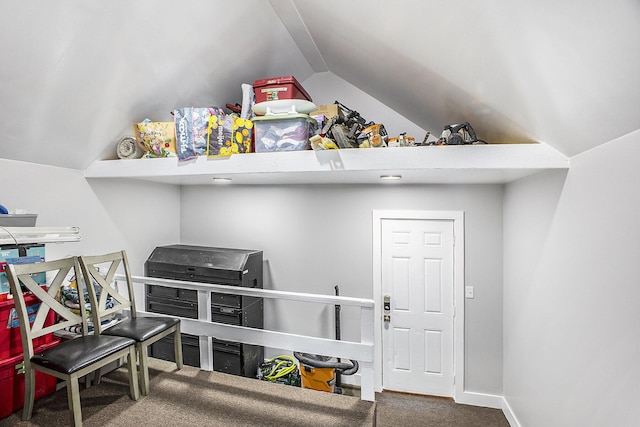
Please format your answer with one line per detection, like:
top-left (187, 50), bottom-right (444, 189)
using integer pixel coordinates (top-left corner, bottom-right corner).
top-left (144, 245), bottom-right (264, 378)
top-left (252, 76), bottom-right (317, 152)
top-left (0, 244), bottom-right (60, 419)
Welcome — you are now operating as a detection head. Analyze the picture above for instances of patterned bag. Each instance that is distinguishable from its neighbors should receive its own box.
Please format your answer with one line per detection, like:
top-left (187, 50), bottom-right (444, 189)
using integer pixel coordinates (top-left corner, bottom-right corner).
top-left (207, 110), bottom-right (253, 157)
top-left (174, 107), bottom-right (215, 161)
top-left (132, 120), bottom-right (177, 158)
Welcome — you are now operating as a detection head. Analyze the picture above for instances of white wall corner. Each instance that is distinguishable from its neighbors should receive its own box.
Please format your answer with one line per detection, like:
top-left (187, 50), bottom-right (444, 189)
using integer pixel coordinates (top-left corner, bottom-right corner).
top-left (501, 397), bottom-right (522, 427)
top-left (455, 390), bottom-right (503, 409)
top-left (456, 392), bottom-right (521, 426)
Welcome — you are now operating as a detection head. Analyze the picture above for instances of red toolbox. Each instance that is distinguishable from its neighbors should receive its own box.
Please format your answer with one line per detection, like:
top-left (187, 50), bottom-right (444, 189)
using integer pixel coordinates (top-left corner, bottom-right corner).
top-left (253, 75), bottom-right (312, 103)
top-left (0, 294), bottom-right (56, 360)
top-left (0, 339), bottom-right (60, 419)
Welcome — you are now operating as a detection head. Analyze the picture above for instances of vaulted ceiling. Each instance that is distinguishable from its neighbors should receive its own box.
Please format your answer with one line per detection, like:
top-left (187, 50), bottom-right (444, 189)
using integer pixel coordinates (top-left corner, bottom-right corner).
top-left (1, 0), bottom-right (639, 170)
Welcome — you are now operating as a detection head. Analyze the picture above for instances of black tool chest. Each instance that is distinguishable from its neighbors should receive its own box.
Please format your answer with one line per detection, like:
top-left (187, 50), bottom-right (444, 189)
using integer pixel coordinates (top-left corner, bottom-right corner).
top-left (144, 244), bottom-right (264, 378)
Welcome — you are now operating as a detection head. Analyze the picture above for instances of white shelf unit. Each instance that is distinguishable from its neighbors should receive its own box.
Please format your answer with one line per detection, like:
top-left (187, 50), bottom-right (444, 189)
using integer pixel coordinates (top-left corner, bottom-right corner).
top-left (0, 227), bottom-right (82, 245)
top-left (84, 144), bottom-right (569, 185)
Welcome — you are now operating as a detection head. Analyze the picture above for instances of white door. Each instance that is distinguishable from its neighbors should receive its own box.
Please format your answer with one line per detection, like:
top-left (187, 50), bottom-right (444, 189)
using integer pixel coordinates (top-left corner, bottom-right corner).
top-left (381, 218), bottom-right (455, 396)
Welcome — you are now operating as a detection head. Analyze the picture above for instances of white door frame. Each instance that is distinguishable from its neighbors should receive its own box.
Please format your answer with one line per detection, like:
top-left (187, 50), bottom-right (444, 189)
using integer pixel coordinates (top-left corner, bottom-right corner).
top-left (372, 210), bottom-right (464, 400)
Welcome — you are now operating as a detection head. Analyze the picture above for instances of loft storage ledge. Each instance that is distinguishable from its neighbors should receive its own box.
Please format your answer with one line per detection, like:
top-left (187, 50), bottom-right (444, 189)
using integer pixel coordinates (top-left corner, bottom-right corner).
top-left (313, 144), bottom-right (569, 170)
top-left (84, 144), bottom-right (569, 185)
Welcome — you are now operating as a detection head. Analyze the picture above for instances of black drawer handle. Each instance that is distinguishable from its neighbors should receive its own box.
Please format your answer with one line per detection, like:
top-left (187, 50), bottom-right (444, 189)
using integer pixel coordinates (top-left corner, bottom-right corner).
top-left (148, 301), bottom-right (198, 319)
top-left (149, 300), bottom-right (196, 309)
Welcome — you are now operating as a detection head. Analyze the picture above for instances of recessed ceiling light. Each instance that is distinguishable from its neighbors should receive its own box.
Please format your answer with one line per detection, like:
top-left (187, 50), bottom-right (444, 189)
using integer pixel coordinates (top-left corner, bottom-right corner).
top-left (380, 175), bottom-right (402, 181)
top-left (212, 177), bottom-right (232, 183)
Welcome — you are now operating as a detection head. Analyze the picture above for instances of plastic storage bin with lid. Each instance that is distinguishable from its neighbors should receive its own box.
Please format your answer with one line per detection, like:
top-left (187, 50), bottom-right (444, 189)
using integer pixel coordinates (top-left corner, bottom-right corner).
top-left (253, 75), bottom-right (312, 104)
top-left (252, 113), bottom-right (317, 152)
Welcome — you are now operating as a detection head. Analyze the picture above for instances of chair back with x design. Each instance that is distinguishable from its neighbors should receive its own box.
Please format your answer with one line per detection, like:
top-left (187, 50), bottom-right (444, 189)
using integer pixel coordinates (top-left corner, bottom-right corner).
top-left (7, 256), bottom-right (140, 426)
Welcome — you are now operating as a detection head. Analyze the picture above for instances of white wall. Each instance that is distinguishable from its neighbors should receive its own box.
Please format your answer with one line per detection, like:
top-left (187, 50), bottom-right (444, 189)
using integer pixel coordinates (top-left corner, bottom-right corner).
top-left (180, 183), bottom-right (504, 395)
top-left (0, 157), bottom-right (505, 396)
top-left (302, 72), bottom-right (430, 142)
top-left (0, 159), bottom-right (181, 274)
top-left (503, 130), bottom-right (640, 426)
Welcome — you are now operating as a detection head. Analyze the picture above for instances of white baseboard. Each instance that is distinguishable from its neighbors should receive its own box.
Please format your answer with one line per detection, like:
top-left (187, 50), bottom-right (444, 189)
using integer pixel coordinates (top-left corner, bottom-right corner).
top-left (348, 377), bottom-right (521, 427)
top-left (455, 390), bottom-right (503, 409)
top-left (457, 392), bottom-right (523, 427)
top-left (501, 397), bottom-right (521, 427)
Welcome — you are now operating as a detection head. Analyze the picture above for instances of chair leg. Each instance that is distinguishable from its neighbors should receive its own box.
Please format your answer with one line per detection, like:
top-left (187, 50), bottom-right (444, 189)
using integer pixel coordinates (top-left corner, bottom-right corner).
top-left (138, 343), bottom-right (150, 396)
top-left (91, 367), bottom-right (102, 387)
top-left (174, 327), bottom-right (183, 370)
top-left (127, 346), bottom-right (140, 400)
top-left (67, 375), bottom-right (83, 427)
top-left (21, 367), bottom-right (36, 421)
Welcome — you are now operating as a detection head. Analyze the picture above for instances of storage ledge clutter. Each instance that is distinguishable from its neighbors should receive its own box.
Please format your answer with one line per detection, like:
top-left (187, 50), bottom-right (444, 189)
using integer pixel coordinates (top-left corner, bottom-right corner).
top-left (119, 74), bottom-right (508, 171)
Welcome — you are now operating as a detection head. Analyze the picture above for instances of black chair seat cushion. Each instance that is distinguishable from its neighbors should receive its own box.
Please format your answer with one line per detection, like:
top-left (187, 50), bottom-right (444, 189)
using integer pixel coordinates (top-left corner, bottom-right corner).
top-left (32, 335), bottom-right (135, 375)
top-left (102, 316), bottom-right (179, 342)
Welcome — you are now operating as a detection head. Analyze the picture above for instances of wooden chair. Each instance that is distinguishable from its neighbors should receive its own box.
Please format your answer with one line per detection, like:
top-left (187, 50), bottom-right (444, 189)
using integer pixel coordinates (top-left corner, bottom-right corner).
top-left (79, 250), bottom-right (183, 396)
top-left (6, 256), bottom-right (139, 426)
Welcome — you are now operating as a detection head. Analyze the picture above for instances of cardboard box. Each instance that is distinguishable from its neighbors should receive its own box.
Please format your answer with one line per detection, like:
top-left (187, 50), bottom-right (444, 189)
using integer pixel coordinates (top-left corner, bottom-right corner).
top-left (0, 248), bottom-right (19, 295)
top-left (25, 246), bottom-right (46, 285)
top-left (0, 245), bottom-right (45, 299)
top-left (310, 104), bottom-right (340, 120)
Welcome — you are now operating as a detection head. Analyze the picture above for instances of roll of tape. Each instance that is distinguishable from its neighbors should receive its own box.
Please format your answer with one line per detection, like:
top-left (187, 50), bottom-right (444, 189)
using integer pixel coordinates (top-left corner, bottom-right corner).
top-left (116, 136), bottom-right (142, 159)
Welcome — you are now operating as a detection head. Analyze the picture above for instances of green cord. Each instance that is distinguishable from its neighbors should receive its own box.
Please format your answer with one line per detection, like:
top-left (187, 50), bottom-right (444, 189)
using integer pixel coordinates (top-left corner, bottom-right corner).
top-left (264, 355), bottom-right (297, 381)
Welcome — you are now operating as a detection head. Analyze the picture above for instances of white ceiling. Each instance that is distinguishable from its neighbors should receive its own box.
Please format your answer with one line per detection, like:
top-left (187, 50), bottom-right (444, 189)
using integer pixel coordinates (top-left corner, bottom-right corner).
top-left (1, 0), bottom-right (639, 170)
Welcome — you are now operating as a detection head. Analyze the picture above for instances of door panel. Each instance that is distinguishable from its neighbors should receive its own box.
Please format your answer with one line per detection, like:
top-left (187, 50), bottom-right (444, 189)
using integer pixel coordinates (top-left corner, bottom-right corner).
top-left (392, 257), bottom-right (410, 310)
top-left (393, 328), bottom-right (411, 371)
top-left (382, 218), bottom-right (454, 396)
top-left (425, 258), bottom-right (442, 313)
top-left (425, 329), bottom-right (442, 373)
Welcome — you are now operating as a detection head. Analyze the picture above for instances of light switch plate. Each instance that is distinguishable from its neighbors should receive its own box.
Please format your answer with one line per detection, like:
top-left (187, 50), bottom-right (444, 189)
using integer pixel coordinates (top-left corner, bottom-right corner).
top-left (465, 286), bottom-right (474, 299)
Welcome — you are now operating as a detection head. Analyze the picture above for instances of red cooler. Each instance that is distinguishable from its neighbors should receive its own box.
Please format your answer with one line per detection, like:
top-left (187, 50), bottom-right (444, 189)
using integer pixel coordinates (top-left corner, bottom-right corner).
top-left (0, 294), bottom-right (56, 360)
top-left (0, 339), bottom-right (61, 419)
top-left (253, 75), bottom-right (312, 103)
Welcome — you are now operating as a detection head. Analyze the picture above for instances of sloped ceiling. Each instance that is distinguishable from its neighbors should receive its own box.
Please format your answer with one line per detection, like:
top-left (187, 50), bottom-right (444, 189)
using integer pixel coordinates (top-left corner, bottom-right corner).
top-left (1, 0), bottom-right (639, 170)
top-left (277, 0), bottom-right (640, 154)
top-left (0, 0), bottom-right (313, 170)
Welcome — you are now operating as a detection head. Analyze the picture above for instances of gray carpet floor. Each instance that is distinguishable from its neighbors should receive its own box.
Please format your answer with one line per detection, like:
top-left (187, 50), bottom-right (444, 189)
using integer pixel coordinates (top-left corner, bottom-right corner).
top-left (375, 391), bottom-right (509, 427)
top-left (0, 358), bottom-right (509, 426)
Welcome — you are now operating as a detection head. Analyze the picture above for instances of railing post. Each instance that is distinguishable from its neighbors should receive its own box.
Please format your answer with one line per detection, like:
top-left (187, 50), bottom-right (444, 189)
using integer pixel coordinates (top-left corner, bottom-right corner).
top-left (360, 304), bottom-right (375, 401)
top-left (197, 289), bottom-right (213, 371)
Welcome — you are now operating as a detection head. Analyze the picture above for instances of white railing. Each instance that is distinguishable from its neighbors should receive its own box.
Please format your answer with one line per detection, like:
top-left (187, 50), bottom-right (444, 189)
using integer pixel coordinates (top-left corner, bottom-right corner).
top-left (117, 274), bottom-right (376, 402)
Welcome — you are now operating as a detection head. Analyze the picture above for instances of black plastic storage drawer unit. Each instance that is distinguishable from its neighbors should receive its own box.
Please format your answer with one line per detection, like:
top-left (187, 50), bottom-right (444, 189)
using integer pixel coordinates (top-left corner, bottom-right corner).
top-left (145, 245), bottom-right (264, 378)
